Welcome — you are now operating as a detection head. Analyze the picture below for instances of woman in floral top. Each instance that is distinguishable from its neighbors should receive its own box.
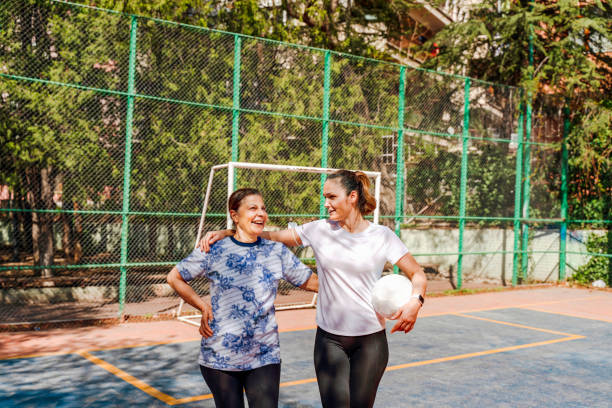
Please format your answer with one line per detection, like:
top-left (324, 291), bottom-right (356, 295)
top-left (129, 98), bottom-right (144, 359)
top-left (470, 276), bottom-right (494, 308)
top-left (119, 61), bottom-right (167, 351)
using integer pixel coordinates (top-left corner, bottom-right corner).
top-left (167, 188), bottom-right (318, 408)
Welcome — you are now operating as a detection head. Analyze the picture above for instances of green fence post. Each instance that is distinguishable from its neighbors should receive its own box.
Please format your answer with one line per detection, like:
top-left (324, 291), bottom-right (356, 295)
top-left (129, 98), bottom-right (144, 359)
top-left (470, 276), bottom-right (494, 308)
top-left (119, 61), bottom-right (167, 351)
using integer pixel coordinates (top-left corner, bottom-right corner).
top-left (231, 35), bottom-right (242, 171)
top-left (559, 106), bottom-right (570, 280)
top-left (512, 103), bottom-right (525, 286)
top-left (118, 15), bottom-right (138, 321)
top-left (395, 66), bottom-right (406, 236)
top-left (319, 50), bottom-right (331, 218)
top-left (393, 66), bottom-right (407, 274)
top-left (521, 13), bottom-right (534, 283)
top-left (521, 100), bottom-right (533, 281)
top-left (457, 78), bottom-right (471, 289)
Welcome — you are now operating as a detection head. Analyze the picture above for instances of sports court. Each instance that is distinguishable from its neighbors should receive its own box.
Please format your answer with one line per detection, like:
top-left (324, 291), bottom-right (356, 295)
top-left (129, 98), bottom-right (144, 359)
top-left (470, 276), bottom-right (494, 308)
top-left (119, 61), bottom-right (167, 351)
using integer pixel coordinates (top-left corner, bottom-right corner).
top-left (2, 2), bottom-right (610, 407)
top-left (2, 286), bottom-right (611, 408)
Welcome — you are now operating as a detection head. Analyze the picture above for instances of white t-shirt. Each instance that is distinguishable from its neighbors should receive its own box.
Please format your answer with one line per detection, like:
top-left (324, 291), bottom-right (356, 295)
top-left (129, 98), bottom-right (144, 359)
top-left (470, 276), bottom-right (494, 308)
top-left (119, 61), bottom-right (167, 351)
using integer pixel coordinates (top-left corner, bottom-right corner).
top-left (296, 219), bottom-right (409, 336)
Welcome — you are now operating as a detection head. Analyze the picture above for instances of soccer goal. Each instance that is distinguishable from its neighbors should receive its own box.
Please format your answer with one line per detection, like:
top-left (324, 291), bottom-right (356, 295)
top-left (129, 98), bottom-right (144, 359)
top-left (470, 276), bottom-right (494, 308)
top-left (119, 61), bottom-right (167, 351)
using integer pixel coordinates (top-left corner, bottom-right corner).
top-left (176, 162), bottom-right (382, 327)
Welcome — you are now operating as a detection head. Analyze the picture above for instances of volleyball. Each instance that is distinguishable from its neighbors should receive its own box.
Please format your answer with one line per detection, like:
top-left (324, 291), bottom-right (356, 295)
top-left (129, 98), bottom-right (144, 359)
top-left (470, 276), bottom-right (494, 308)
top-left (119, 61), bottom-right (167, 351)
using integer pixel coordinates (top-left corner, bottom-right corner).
top-left (370, 274), bottom-right (413, 318)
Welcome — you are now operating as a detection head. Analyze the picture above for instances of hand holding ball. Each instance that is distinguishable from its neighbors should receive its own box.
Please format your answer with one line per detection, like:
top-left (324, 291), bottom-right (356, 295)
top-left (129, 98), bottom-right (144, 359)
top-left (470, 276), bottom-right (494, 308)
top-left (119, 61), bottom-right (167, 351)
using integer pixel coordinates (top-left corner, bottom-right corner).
top-left (370, 274), bottom-right (413, 319)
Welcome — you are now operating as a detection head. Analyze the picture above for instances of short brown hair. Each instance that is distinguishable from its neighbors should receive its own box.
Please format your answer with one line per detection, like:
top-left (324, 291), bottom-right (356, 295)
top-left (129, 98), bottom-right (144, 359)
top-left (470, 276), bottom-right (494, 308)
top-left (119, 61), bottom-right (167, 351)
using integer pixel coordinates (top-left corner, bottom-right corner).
top-left (228, 188), bottom-right (262, 212)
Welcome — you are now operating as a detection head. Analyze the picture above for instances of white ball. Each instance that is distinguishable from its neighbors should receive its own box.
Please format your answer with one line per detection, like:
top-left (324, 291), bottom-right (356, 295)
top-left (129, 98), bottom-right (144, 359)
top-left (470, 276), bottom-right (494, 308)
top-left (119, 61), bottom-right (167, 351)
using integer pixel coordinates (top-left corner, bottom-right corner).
top-left (370, 274), bottom-right (413, 319)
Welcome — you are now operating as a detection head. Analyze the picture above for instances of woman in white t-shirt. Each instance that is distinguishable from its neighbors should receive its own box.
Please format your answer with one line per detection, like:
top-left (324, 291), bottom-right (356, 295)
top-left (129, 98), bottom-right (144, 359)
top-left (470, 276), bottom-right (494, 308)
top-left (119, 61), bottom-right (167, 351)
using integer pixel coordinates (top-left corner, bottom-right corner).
top-left (200, 170), bottom-right (427, 408)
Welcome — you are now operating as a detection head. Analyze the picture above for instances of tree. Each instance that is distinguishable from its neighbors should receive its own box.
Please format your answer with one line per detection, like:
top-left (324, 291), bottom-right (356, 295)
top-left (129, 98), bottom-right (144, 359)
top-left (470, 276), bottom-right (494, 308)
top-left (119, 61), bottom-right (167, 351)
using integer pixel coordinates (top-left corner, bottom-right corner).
top-left (1, 0), bottom-right (127, 275)
top-left (4, 0), bottom-right (606, 280)
top-left (422, 0), bottom-right (610, 218)
top-left (88, 0), bottom-right (421, 57)
top-left (423, 0), bottom-right (611, 279)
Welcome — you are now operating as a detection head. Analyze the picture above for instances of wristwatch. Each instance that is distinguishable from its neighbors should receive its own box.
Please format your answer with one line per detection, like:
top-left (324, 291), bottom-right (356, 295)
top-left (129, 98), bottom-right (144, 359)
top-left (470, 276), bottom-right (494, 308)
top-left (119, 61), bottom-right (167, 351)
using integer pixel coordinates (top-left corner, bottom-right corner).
top-left (411, 294), bottom-right (425, 306)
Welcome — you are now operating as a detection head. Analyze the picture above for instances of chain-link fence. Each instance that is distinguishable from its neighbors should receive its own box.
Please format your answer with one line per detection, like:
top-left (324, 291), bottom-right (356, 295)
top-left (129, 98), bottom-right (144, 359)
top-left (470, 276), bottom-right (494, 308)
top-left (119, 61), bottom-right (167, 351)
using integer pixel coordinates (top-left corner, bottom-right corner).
top-left (1, 0), bottom-right (609, 325)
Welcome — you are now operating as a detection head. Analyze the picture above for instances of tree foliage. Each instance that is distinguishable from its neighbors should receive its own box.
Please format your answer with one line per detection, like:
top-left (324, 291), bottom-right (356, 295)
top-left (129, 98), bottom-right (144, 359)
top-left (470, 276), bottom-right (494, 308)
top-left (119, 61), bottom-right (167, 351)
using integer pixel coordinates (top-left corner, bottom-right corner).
top-left (1, 0), bottom-right (608, 279)
top-left (570, 232), bottom-right (609, 285)
top-left (423, 0), bottom-right (611, 222)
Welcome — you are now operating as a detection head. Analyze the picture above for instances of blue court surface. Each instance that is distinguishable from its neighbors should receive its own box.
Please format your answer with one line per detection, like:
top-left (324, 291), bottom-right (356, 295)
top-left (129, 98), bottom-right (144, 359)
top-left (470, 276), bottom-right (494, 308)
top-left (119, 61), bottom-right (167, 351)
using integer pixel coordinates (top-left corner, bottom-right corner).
top-left (2, 307), bottom-right (610, 407)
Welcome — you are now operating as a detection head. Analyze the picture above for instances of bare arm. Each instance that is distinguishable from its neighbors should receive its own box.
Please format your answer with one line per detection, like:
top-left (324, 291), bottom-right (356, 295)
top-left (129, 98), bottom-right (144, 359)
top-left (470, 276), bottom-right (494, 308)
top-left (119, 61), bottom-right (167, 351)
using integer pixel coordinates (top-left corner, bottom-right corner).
top-left (167, 267), bottom-right (213, 337)
top-left (397, 253), bottom-right (427, 300)
top-left (260, 228), bottom-right (302, 247)
top-left (299, 272), bottom-right (318, 292)
top-left (198, 228), bottom-right (302, 252)
top-left (390, 253), bottom-right (428, 334)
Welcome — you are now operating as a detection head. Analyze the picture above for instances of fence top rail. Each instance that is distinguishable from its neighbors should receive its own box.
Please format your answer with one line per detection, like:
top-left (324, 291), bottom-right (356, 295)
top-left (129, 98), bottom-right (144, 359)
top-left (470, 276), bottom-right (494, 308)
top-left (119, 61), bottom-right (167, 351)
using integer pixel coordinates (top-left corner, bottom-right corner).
top-left (46, 0), bottom-right (520, 90)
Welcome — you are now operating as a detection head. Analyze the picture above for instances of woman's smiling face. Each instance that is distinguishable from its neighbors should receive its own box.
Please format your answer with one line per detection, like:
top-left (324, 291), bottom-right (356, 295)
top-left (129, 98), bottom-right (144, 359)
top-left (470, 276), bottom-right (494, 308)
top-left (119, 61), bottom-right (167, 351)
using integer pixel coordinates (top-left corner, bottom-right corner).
top-left (231, 194), bottom-right (268, 237)
top-left (323, 178), bottom-right (356, 222)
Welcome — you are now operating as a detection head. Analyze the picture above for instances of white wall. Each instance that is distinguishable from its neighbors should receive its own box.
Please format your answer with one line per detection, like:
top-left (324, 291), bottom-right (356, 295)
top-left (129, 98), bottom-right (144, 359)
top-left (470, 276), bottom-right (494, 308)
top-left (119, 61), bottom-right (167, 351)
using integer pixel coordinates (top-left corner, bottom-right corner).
top-left (399, 228), bottom-right (599, 283)
top-left (0, 219), bottom-right (600, 283)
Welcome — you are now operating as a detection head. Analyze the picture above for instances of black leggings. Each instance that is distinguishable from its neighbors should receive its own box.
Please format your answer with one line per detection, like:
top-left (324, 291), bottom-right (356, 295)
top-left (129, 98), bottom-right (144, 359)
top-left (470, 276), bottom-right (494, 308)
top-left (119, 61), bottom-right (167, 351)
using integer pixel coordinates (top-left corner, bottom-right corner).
top-left (200, 363), bottom-right (281, 408)
top-left (314, 327), bottom-right (389, 408)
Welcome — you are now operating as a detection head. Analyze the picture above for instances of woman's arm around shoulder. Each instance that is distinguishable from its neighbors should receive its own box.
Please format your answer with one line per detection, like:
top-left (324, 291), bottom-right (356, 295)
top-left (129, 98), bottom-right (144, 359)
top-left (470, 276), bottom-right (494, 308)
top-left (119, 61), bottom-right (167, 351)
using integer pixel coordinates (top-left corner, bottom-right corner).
top-left (262, 228), bottom-right (302, 247)
top-left (197, 228), bottom-right (302, 252)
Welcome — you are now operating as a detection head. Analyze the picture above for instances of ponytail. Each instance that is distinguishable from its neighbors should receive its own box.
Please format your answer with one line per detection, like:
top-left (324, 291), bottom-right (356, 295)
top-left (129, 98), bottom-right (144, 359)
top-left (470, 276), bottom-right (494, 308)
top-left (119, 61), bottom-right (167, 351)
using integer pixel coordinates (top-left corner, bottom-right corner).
top-left (327, 170), bottom-right (377, 215)
top-left (355, 172), bottom-right (377, 215)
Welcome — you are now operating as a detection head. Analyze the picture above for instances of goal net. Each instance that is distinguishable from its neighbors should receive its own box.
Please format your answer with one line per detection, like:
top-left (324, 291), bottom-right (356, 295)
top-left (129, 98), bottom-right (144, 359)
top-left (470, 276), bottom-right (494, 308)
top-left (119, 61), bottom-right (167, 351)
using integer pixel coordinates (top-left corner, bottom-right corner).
top-left (176, 162), bottom-right (381, 326)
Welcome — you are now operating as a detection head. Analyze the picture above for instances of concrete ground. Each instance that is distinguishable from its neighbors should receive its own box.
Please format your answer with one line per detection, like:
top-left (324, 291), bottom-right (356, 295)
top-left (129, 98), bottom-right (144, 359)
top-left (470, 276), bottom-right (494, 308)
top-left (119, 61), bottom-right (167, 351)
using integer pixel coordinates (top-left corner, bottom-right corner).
top-left (1, 286), bottom-right (611, 407)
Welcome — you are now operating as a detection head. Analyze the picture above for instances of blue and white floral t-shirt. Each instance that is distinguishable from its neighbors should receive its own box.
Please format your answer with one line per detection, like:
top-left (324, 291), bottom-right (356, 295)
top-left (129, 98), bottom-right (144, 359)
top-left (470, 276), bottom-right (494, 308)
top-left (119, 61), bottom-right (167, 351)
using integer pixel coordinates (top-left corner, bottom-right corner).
top-left (176, 236), bottom-right (312, 371)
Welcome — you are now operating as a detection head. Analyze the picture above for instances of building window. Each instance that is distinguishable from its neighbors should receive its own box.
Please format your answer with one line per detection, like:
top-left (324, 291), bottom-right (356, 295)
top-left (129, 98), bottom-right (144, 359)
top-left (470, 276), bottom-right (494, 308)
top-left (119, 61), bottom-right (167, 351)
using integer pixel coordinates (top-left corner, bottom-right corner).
top-left (382, 133), bottom-right (396, 165)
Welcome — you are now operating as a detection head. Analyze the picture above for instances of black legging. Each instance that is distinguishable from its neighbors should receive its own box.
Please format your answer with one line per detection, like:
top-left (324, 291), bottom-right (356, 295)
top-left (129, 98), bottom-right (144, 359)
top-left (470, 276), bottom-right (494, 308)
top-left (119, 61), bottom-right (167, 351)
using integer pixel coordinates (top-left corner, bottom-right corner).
top-left (200, 363), bottom-right (281, 408)
top-left (314, 327), bottom-right (389, 408)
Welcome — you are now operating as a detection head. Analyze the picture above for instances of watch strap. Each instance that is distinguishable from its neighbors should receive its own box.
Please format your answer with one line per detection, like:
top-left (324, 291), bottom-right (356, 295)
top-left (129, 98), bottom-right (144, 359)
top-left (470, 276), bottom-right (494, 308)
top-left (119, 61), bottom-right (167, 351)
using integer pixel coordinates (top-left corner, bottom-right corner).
top-left (411, 294), bottom-right (425, 305)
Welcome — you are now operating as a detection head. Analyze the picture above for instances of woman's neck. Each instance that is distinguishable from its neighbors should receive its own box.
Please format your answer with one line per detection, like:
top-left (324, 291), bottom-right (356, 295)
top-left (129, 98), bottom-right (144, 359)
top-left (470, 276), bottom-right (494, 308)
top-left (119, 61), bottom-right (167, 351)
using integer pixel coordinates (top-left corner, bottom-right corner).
top-left (338, 211), bottom-right (368, 234)
top-left (233, 228), bottom-right (259, 243)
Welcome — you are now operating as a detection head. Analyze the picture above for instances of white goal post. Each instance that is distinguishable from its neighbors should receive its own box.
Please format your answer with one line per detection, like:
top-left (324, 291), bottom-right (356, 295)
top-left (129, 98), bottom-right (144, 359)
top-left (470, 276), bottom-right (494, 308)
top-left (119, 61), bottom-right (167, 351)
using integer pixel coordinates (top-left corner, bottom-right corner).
top-left (176, 162), bottom-right (382, 326)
